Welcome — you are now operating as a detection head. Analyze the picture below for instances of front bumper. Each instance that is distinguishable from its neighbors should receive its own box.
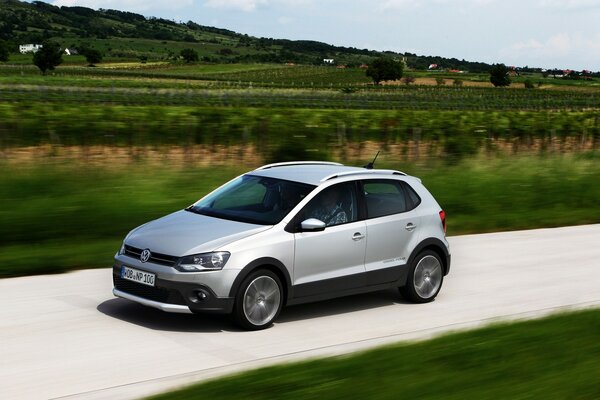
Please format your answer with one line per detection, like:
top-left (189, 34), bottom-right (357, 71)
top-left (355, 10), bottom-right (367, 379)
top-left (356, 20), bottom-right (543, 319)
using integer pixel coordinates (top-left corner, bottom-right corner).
top-left (113, 289), bottom-right (192, 313)
top-left (112, 265), bottom-right (234, 314)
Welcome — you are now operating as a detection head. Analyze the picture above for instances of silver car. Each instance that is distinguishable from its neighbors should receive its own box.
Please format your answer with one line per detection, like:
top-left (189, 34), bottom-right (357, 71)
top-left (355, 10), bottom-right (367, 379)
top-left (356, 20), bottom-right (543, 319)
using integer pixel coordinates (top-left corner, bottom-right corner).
top-left (113, 162), bottom-right (450, 330)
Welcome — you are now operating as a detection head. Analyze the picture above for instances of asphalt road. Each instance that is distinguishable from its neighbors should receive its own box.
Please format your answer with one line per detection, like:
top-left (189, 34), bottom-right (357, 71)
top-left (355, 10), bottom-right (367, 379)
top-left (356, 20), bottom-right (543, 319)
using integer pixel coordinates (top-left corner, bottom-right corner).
top-left (1, 224), bottom-right (599, 400)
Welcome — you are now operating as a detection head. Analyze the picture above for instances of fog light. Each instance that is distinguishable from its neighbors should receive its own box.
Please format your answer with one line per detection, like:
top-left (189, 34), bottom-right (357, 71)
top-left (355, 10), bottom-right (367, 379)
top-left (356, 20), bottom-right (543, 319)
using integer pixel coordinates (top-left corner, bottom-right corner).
top-left (196, 289), bottom-right (210, 302)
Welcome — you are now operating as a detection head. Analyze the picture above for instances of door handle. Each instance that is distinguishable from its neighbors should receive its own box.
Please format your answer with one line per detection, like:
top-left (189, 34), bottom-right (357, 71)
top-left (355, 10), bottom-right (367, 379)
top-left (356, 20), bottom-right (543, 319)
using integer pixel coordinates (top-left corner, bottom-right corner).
top-left (405, 223), bottom-right (417, 232)
top-left (352, 232), bottom-right (366, 241)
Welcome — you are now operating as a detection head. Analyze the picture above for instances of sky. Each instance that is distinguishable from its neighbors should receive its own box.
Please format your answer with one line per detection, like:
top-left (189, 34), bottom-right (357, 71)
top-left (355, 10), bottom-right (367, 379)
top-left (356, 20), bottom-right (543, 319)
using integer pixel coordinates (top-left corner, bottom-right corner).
top-left (46, 0), bottom-right (600, 71)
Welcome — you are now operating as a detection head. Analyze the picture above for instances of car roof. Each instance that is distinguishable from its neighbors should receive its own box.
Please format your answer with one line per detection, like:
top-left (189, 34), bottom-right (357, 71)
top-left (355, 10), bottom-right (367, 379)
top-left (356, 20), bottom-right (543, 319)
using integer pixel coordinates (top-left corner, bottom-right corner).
top-left (248, 162), bottom-right (406, 186)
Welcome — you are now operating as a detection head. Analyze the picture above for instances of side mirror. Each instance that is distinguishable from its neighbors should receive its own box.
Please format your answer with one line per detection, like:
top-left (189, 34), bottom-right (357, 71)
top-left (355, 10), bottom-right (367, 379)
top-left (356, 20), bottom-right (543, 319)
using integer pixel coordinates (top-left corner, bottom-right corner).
top-left (300, 218), bottom-right (326, 232)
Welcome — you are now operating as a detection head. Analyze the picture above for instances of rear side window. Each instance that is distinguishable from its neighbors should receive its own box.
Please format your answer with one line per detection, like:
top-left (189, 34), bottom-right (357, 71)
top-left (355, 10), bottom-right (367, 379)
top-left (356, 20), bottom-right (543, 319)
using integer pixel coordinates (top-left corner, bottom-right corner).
top-left (363, 180), bottom-right (421, 218)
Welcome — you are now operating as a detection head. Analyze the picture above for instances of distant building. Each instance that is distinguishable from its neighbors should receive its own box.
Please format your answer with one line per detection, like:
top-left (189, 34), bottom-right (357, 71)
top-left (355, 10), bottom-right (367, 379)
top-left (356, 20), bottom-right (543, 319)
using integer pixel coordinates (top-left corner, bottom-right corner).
top-left (323, 58), bottom-right (334, 64)
top-left (359, 64), bottom-right (369, 69)
top-left (428, 64), bottom-right (438, 70)
top-left (19, 44), bottom-right (42, 54)
top-left (64, 48), bottom-right (78, 56)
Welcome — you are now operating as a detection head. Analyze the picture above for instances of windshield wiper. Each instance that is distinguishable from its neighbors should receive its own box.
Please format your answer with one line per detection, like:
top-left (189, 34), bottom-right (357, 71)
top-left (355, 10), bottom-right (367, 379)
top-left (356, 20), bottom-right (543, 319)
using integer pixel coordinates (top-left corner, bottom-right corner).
top-left (184, 206), bottom-right (202, 214)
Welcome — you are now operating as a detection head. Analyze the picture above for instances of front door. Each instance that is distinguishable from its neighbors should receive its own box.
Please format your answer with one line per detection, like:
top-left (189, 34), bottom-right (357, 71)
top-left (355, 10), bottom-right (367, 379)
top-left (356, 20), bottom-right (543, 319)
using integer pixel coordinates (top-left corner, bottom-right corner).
top-left (292, 182), bottom-right (367, 297)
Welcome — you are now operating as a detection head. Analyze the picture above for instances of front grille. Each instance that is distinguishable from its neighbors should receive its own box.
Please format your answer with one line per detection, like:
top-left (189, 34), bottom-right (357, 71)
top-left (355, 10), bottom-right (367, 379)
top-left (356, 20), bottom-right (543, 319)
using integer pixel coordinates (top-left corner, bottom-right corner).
top-left (124, 245), bottom-right (179, 266)
top-left (114, 275), bottom-right (186, 305)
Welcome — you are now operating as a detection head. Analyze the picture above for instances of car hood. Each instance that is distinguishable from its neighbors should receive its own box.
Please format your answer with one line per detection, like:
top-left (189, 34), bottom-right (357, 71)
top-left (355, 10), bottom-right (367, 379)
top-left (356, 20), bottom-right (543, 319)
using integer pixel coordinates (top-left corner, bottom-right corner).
top-left (126, 210), bottom-right (271, 256)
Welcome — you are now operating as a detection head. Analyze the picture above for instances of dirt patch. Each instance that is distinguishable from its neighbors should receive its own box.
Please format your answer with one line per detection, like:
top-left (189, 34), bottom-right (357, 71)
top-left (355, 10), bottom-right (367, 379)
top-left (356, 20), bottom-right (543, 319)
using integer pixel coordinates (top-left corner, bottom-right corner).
top-left (381, 77), bottom-right (494, 87)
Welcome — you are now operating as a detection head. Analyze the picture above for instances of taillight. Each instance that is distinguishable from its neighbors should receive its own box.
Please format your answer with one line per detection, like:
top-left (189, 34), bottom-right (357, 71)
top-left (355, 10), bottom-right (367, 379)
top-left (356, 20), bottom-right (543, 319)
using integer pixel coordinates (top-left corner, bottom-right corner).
top-left (439, 210), bottom-right (446, 233)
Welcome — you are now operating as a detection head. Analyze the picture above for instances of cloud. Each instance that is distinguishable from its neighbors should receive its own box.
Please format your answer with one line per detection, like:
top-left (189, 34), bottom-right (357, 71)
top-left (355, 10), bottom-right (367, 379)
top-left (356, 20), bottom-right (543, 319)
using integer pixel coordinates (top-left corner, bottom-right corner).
top-left (204, 0), bottom-right (269, 11)
top-left (379, 0), bottom-right (496, 10)
top-left (500, 32), bottom-right (600, 69)
top-left (203, 0), bottom-right (313, 11)
top-left (277, 16), bottom-right (293, 25)
top-left (52, 0), bottom-right (193, 12)
top-left (538, 0), bottom-right (600, 11)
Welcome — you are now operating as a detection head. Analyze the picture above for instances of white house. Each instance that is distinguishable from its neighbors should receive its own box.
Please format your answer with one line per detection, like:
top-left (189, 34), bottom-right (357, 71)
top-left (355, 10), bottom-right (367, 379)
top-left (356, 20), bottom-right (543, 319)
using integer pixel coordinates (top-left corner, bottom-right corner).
top-left (19, 44), bottom-right (43, 54)
top-left (323, 58), bottom-right (334, 64)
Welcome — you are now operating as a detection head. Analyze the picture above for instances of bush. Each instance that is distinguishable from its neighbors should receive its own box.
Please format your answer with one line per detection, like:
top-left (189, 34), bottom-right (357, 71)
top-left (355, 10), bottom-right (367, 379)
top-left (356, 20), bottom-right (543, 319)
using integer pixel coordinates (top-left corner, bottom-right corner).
top-left (265, 139), bottom-right (330, 164)
top-left (79, 46), bottom-right (103, 66)
top-left (402, 75), bottom-right (416, 86)
top-left (524, 79), bottom-right (535, 89)
top-left (180, 48), bottom-right (199, 63)
top-left (0, 40), bottom-right (9, 62)
top-left (340, 87), bottom-right (357, 94)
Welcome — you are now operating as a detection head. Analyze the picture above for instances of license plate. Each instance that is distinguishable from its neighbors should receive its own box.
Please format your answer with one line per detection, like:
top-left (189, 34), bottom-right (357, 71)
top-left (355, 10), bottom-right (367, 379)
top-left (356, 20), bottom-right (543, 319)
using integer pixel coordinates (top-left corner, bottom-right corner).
top-left (120, 266), bottom-right (155, 287)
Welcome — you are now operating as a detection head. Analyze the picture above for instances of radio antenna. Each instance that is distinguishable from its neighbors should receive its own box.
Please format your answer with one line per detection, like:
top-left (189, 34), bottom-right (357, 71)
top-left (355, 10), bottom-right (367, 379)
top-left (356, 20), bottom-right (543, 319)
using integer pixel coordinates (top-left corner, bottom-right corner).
top-left (363, 151), bottom-right (380, 170)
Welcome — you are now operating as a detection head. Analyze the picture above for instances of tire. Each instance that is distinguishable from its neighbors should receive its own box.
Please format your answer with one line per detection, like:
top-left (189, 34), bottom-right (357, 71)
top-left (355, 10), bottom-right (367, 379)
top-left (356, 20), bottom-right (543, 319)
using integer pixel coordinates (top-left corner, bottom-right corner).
top-left (233, 269), bottom-right (283, 330)
top-left (399, 250), bottom-right (444, 303)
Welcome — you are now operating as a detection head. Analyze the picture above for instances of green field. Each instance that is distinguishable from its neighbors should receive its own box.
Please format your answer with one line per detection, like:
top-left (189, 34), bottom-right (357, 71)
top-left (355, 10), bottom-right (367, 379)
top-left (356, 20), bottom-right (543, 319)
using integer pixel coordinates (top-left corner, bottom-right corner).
top-left (1, 61), bottom-right (599, 278)
top-left (2, 62), bottom-right (600, 89)
top-left (3, 4), bottom-right (599, 398)
top-left (2, 154), bottom-right (599, 277)
top-left (148, 308), bottom-right (600, 400)
top-left (1, 103), bottom-right (598, 164)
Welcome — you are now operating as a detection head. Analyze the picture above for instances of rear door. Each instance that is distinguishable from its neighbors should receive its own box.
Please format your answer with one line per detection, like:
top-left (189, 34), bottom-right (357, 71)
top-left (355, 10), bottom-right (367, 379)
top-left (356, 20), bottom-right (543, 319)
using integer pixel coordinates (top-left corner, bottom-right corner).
top-left (361, 179), bottom-right (422, 285)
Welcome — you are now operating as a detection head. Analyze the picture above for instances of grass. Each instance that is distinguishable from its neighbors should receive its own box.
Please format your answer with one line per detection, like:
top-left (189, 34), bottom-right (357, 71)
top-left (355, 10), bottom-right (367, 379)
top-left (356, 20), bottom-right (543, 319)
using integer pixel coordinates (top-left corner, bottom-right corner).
top-left (1, 74), bottom-right (598, 111)
top-left (405, 154), bottom-right (600, 233)
top-left (148, 308), bottom-right (600, 400)
top-left (1, 103), bottom-right (598, 160)
top-left (0, 62), bottom-right (598, 278)
top-left (0, 163), bottom-right (245, 276)
top-left (1, 154), bottom-right (599, 277)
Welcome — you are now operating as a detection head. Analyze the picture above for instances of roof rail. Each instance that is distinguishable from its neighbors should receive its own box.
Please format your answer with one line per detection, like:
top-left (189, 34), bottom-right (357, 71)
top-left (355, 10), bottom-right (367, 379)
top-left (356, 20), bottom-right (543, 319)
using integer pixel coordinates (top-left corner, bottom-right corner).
top-left (256, 161), bottom-right (343, 170)
top-left (321, 169), bottom-right (406, 182)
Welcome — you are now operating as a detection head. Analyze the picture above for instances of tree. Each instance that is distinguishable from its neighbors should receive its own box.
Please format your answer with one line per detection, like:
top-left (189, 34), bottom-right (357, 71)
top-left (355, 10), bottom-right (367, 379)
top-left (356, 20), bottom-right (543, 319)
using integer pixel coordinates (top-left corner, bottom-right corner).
top-left (489, 63), bottom-right (511, 87)
top-left (180, 48), bottom-right (199, 63)
top-left (366, 57), bottom-right (403, 85)
top-left (79, 46), bottom-right (103, 66)
top-left (0, 40), bottom-right (9, 62)
top-left (33, 40), bottom-right (63, 74)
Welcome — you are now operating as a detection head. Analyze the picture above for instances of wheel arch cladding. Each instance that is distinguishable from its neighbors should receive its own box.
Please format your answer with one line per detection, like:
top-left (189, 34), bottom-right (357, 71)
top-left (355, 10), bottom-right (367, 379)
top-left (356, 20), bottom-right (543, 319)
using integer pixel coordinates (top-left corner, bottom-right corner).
top-left (408, 238), bottom-right (451, 276)
top-left (228, 257), bottom-right (292, 303)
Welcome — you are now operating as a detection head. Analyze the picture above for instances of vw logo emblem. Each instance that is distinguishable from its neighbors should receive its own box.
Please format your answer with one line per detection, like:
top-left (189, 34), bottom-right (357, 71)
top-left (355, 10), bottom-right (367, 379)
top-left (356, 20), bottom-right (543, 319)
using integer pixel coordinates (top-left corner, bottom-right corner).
top-left (140, 249), bottom-right (151, 263)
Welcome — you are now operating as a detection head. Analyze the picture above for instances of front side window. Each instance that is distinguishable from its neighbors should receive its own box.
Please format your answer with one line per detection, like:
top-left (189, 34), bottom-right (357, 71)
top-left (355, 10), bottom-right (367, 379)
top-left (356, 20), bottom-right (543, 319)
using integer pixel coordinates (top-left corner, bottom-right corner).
top-left (299, 182), bottom-right (358, 227)
top-left (188, 175), bottom-right (315, 225)
top-left (363, 180), bottom-right (419, 218)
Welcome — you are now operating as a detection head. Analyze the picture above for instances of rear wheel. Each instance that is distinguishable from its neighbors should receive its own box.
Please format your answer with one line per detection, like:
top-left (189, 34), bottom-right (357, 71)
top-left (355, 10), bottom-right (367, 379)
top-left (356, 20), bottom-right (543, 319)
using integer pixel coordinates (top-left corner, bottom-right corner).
top-left (399, 250), bottom-right (444, 303)
top-left (233, 269), bottom-right (283, 330)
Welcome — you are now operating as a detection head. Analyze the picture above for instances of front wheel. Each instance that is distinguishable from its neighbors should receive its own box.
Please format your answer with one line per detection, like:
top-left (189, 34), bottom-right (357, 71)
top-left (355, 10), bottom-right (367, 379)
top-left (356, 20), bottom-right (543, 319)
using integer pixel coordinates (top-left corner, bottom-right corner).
top-left (233, 269), bottom-right (283, 330)
top-left (399, 250), bottom-right (444, 303)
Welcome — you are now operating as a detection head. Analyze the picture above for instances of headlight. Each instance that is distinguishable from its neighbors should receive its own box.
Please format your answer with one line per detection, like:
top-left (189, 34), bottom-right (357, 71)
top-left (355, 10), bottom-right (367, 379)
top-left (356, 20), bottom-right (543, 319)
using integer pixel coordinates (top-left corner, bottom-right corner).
top-left (175, 251), bottom-right (230, 272)
top-left (116, 242), bottom-right (126, 257)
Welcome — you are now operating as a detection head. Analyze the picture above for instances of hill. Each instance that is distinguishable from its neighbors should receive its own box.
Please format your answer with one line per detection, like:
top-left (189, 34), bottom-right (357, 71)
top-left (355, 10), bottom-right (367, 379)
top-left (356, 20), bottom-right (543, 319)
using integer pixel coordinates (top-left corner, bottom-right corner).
top-left (0, 0), bottom-right (494, 71)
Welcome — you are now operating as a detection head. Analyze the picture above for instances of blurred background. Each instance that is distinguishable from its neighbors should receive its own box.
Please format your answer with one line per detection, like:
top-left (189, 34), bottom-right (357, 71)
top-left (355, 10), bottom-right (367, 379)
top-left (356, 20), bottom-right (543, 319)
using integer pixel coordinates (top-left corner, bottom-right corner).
top-left (1, 62), bottom-right (599, 278)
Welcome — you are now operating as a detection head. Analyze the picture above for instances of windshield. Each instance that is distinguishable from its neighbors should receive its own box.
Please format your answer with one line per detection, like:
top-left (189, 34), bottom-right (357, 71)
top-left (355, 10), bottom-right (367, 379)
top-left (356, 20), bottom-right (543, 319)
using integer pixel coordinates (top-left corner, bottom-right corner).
top-left (187, 175), bottom-right (315, 225)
